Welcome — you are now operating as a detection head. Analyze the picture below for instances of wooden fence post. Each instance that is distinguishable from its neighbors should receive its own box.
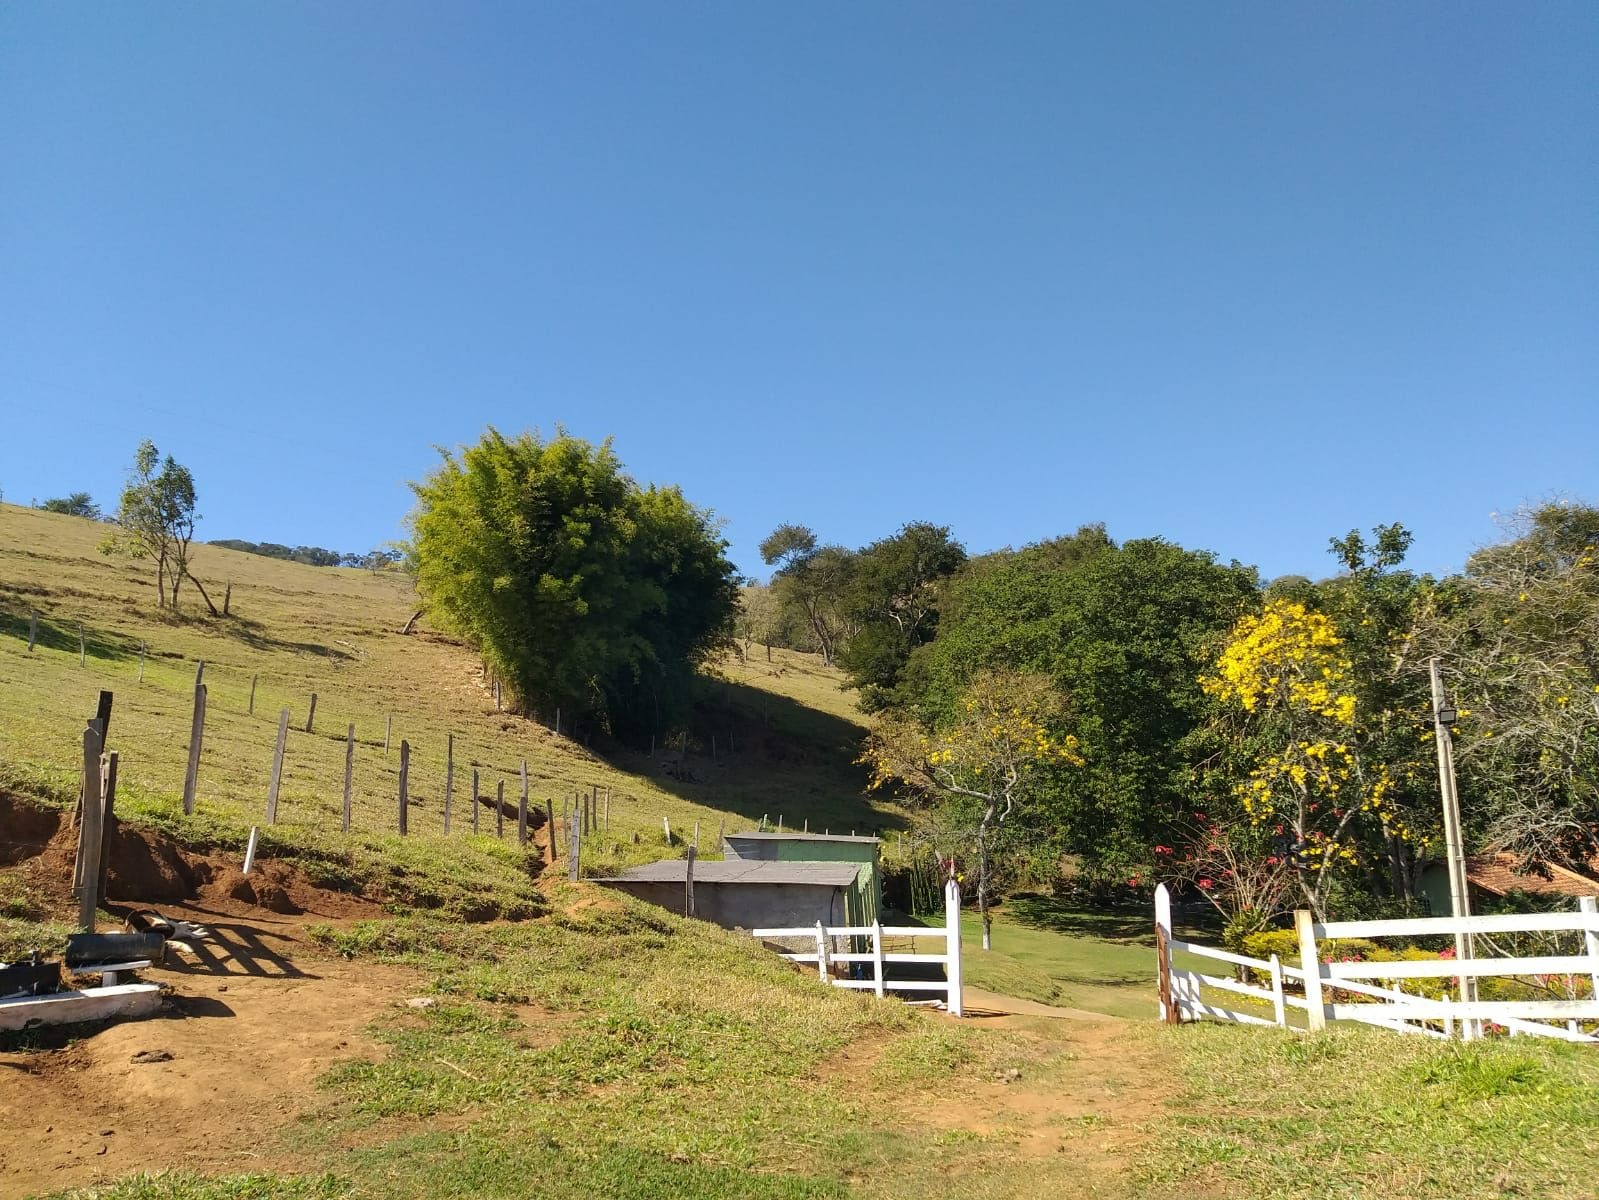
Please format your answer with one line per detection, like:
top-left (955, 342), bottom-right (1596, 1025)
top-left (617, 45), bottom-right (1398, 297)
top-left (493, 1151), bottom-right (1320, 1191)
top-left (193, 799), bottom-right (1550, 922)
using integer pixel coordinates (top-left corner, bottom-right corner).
top-left (685, 845), bottom-right (696, 917)
top-left (182, 680), bottom-right (208, 815)
top-left (944, 877), bottom-right (964, 1017)
top-left (243, 826), bottom-right (259, 875)
top-left (77, 724), bottom-right (105, 931)
top-left (95, 690), bottom-right (114, 749)
top-left (97, 750), bottom-right (119, 901)
top-left (248, 673), bottom-right (257, 714)
top-left (305, 693), bottom-right (317, 733)
top-left (443, 734), bottom-right (454, 835)
top-left (604, 788), bottom-right (611, 832)
top-left (223, 580), bottom-right (232, 616)
top-left (27, 612), bottom-right (37, 651)
top-left (397, 740), bottom-right (410, 835)
top-left (385, 715), bottom-right (392, 754)
top-left (568, 809), bottom-right (580, 882)
top-left (496, 781), bottom-right (504, 838)
top-left (693, 820), bottom-right (700, 850)
top-left (518, 760), bottom-right (529, 845)
top-left (137, 642), bottom-right (145, 682)
top-left (814, 921), bottom-right (830, 983)
top-left (545, 796), bottom-right (557, 863)
top-left (472, 768), bottom-right (480, 835)
top-left (663, 816), bottom-right (672, 845)
top-left (78, 623), bottom-right (85, 666)
top-left (342, 723), bottom-right (355, 832)
top-left (266, 708), bottom-right (289, 824)
top-left (1295, 908), bottom-right (1327, 1032)
top-left (1270, 953), bottom-right (1287, 1028)
top-left (1154, 883), bottom-right (1177, 1024)
top-left (872, 920), bottom-right (886, 998)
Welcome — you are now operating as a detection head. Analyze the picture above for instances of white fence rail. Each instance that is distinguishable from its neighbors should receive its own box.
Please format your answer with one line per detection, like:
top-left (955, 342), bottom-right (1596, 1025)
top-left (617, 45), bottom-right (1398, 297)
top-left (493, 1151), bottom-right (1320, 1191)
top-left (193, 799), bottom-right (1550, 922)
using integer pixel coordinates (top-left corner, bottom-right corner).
top-left (751, 878), bottom-right (963, 1016)
top-left (1155, 884), bottom-right (1599, 1044)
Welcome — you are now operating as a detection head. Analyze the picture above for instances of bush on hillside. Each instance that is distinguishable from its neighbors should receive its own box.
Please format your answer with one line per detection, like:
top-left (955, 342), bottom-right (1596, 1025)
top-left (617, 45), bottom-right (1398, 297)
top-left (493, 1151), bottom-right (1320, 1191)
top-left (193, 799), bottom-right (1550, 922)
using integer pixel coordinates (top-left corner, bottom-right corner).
top-left (408, 428), bottom-right (738, 741)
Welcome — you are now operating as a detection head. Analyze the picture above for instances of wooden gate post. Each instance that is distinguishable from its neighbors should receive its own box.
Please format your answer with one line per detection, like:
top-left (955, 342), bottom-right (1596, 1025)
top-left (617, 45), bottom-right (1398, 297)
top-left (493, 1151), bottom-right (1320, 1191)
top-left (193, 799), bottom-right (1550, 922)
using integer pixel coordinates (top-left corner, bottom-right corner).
top-left (397, 740), bottom-right (410, 836)
top-left (1154, 883), bottom-right (1177, 1024)
top-left (266, 708), bottom-right (289, 824)
top-left (182, 680), bottom-right (208, 816)
top-left (77, 723), bottom-right (105, 932)
top-left (1295, 908), bottom-right (1327, 1032)
top-left (814, 921), bottom-right (830, 983)
top-left (872, 921), bottom-right (886, 998)
top-left (944, 877), bottom-right (964, 1017)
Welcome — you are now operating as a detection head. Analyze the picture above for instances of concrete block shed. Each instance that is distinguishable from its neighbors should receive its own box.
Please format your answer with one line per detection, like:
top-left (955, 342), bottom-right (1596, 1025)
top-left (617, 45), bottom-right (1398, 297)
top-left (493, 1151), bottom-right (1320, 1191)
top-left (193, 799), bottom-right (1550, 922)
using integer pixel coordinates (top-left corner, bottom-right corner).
top-left (595, 859), bottom-right (864, 931)
top-left (721, 831), bottom-right (882, 927)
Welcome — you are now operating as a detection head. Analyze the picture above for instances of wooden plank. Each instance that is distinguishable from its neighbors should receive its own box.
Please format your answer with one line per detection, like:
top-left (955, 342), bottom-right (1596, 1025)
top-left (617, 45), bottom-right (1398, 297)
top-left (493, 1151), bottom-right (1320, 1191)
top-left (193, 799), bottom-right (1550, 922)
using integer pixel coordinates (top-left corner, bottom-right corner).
top-left (1318, 911), bottom-right (1599, 939)
top-left (1325, 954), bottom-right (1599, 980)
top-left (1270, 954), bottom-right (1287, 1029)
top-left (0, 983), bottom-right (162, 1031)
top-left (265, 708), bottom-right (289, 824)
top-left (1581, 897), bottom-right (1599, 1008)
top-left (1331, 1000), bottom-right (1599, 1021)
top-left (1169, 939), bottom-right (1274, 971)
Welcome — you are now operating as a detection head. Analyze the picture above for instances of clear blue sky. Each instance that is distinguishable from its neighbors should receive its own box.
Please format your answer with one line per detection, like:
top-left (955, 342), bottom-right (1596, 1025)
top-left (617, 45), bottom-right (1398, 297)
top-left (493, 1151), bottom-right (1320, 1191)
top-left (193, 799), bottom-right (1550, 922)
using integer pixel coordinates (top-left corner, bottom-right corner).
top-left (2, 3), bottom-right (1594, 583)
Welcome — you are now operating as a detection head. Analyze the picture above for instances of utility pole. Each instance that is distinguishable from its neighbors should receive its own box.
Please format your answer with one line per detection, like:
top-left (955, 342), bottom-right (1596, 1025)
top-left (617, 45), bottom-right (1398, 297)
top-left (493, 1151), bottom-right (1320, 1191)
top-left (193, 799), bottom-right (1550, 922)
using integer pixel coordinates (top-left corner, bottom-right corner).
top-left (1429, 656), bottom-right (1478, 1037)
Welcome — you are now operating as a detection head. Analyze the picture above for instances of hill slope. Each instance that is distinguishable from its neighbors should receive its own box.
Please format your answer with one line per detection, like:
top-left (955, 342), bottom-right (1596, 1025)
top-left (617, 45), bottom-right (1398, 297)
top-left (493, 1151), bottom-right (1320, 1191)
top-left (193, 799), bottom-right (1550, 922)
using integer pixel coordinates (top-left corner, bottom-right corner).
top-left (0, 502), bottom-right (895, 917)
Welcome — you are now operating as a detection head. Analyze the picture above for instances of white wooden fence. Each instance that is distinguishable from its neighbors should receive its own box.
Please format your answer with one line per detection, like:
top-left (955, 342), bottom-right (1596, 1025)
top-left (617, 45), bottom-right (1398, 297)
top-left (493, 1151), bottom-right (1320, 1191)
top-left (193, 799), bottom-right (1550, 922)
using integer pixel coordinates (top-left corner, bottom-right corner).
top-left (1155, 884), bottom-right (1599, 1044)
top-left (751, 878), bottom-right (964, 1016)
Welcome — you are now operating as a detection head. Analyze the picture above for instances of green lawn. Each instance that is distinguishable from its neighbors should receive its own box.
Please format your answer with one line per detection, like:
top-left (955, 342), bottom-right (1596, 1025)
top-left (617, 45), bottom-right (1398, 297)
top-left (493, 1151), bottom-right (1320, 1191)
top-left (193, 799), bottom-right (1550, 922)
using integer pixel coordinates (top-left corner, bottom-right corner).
top-left (960, 893), bottom-right (1218, 1019)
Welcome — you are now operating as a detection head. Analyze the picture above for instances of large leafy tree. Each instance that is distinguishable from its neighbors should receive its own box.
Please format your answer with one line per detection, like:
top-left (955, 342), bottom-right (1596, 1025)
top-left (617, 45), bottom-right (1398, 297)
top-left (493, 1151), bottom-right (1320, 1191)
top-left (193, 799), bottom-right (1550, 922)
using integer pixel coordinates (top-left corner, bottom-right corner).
top-left (837, 522), bottom-right (966, 710)
top-left (1415, 503), bottom-right (1599, 870)
top-left (899, 532), bottom-right (1259, 876)
top-left (408, 428), bottom-right (737, 740)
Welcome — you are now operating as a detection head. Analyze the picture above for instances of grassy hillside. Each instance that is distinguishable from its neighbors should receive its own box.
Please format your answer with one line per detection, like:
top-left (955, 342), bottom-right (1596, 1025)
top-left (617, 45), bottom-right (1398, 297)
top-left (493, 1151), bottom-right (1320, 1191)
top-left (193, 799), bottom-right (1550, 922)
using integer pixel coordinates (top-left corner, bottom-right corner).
top-left (0, 502), bottom-right (894, 918)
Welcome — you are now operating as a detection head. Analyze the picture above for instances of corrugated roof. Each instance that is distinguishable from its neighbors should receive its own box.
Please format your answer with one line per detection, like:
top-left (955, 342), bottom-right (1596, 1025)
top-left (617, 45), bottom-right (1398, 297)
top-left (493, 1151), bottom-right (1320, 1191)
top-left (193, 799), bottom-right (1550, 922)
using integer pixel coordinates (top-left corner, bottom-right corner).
top-left (723, 832), bottom-right (881, 845)
top-left (1466, 853), bottom-right (1599, 899)
top-left (598, 859), bottom-right (861, 887)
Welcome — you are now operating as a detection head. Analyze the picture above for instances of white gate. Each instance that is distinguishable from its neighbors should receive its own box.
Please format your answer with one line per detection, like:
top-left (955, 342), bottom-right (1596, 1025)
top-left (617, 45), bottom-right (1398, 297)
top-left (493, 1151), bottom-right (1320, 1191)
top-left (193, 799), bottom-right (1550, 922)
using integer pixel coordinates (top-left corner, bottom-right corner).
top-left (1155, 884), bottom-right (1599, 1044)
top-left (751, 878), bottom-right (964, 1016)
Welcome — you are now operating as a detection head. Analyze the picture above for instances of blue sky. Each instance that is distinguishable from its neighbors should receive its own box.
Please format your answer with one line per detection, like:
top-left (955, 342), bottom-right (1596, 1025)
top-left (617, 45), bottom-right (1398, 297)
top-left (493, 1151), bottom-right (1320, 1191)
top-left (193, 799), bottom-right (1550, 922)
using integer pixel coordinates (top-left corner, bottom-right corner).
top-left (2, 3), bottom-right (1594, 583)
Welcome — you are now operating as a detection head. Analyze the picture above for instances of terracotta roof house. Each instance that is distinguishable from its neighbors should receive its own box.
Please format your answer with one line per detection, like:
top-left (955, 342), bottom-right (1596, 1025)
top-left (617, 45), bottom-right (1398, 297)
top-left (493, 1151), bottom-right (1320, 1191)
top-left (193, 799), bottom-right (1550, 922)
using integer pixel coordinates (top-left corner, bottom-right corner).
top-left (1419, 852), bottom-right (1599, 913)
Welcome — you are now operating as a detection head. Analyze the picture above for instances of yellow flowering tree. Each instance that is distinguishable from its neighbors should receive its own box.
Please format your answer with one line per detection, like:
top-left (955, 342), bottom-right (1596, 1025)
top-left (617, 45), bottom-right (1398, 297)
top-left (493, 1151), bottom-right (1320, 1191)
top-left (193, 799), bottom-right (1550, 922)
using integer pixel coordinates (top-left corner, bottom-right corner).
top-left (861, 670), bottom-right (1083, 949)
top-left (1201, 599), bottom-right (1405, 918)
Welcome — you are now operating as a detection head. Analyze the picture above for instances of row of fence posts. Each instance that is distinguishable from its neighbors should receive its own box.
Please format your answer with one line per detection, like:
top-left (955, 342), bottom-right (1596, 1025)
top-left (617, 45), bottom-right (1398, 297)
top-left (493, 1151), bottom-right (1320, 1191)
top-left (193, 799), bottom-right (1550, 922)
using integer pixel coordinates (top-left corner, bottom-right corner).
top-left (25, 631), bottom-right (727, 884)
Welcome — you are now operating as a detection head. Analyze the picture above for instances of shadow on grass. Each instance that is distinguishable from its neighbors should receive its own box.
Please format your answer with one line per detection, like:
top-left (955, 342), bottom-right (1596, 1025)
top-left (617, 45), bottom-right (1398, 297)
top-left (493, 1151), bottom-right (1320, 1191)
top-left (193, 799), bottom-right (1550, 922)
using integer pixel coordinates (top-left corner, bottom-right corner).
top-left (1003, 892), bottom-right (1221, 945)
top-left (578, 677), bottom-right (905, 837)
top-left (0, 607), bottom-right (141, 661)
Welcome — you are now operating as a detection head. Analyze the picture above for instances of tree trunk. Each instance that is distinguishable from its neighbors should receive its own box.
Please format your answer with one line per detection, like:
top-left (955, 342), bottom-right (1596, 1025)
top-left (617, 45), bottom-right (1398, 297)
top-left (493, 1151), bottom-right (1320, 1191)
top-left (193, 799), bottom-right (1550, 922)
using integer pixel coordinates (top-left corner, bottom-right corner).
top-left (186, 571), bottom-right (220, 616)
top-left (156, 557), bottom-right (167, 609)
